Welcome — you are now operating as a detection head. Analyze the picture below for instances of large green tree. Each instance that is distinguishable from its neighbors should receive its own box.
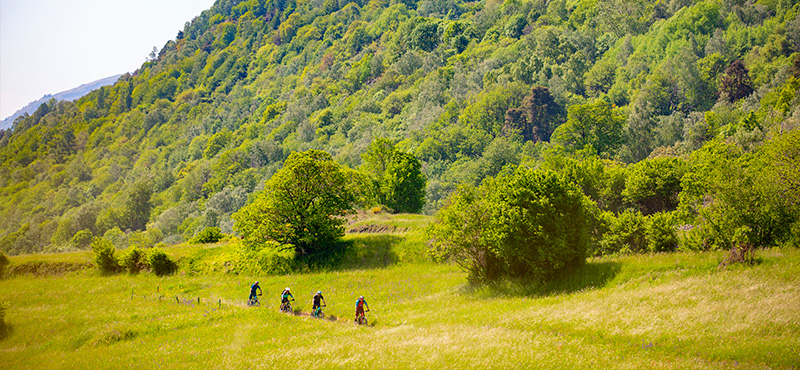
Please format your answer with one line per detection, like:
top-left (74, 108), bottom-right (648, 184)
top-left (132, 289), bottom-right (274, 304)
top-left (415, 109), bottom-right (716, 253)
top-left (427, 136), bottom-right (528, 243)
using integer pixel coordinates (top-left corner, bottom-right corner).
top-left (382, 151), bottom-right (427, 213)
top-left (428, 166), bottom-right (592, 283)
top-left (361, 138), bottom-right (427, 213)
top-left (551, 99), bottom-right (625, 158)
top-left (233, 150), bottom-right (357, 259)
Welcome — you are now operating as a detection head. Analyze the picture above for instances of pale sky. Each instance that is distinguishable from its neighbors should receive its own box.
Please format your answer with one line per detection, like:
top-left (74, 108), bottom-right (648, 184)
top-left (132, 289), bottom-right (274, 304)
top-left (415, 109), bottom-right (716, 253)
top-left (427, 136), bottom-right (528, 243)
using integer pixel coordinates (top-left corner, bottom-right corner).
top-left (0, 0), bottom-right (216, 120)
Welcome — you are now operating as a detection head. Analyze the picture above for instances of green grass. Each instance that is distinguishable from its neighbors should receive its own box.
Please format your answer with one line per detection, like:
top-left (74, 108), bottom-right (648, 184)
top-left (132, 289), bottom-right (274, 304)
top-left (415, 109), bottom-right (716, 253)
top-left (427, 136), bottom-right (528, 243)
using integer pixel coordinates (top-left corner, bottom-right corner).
top-left (1, 242), bottom-right (799, 368)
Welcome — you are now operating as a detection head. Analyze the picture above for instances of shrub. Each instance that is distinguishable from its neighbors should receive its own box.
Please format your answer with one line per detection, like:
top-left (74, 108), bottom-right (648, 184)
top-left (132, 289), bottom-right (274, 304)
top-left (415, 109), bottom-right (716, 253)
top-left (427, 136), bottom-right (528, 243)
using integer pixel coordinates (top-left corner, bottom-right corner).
top-left (428, 166), bottom-right (591, 283)
top-left (596, 211), bottom-right (679, 255)
top-left (91, 237), bottom-right (119, 274)
top-left (647, 212), bottom-right (679, 252)
top-left (70, 229), bottom-right (94, 249)
top-left (120, 246), bottom-right (146, 274)
top-left (191, 227), bottom-right (224, 244)
top-left (147, 248), bottom-right (177, 276)
top-left (597, 210), bottom-right (648, 255)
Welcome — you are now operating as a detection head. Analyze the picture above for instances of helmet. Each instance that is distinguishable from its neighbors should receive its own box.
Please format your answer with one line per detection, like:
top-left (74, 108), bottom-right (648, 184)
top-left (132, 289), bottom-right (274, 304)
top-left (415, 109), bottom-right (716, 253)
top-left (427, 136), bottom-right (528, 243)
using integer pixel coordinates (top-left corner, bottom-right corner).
top-left (255, 281), bottom-right (259, 284)
top-left (285, 287), bottom-right (290, 291)
top-left (359, 295), bottom-right (364, 299)
top-left (317, 291), bottom-right (322, 294)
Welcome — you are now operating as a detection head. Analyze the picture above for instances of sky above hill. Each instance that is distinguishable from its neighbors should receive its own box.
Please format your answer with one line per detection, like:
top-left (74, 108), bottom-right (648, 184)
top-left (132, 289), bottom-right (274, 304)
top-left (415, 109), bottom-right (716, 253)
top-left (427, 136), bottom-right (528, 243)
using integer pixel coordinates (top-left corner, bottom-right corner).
top-left (0, 0), bottom-right (216, 121)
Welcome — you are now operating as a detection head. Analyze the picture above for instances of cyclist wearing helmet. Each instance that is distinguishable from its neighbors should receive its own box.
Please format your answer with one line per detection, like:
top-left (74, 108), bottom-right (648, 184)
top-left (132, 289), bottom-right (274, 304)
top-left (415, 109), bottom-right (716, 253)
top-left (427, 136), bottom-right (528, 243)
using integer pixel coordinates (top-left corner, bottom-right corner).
top-left (355, 295), bottom-right (369, 322)
top-left (280, 287), bottom-right (294, 310)
top-left (312, 291), bottom-right (326, 315)
top-left (249, 281), bottom-right (262, 301)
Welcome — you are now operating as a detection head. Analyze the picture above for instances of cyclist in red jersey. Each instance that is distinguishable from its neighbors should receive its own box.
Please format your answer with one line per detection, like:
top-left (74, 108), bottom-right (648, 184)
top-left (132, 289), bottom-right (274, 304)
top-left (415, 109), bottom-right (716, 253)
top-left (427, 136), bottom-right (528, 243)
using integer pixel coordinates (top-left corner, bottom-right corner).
top-left (355, 296), bottom-right (369, 323)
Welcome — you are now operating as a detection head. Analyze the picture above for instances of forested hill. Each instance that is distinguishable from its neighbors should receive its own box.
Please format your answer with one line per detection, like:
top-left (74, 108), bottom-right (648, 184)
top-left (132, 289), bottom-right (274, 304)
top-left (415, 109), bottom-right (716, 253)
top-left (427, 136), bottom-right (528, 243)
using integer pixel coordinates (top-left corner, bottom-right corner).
top-left (1, 0), bottom-right (799, 255)
top-left (0, 74), bottom-right (123, 131)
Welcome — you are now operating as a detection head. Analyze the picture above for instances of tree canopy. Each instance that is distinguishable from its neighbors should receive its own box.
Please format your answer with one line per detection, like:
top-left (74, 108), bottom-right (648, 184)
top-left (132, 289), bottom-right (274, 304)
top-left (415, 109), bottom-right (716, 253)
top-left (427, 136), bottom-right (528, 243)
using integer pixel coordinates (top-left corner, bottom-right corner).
top-left (233, 150), bottom-right (358, 260)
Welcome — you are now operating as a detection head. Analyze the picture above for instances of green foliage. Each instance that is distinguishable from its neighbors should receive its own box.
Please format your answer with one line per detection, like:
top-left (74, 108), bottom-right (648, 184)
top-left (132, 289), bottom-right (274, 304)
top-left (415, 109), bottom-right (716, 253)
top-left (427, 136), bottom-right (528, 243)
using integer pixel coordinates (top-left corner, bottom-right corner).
top-left (1, 0), bottom-right (799, 259)
top-left (678, 139), bottom-right (799, 250)
top-left (190, 227), bottom-right (224, 244)
top-left (147, 248), bottom-right (177, 276)
top-left (90, 237), bottom-right (119, 274)
top-left (596, 210), bottom-right (679, 256)
top-left (120, 246), bottom-right (146, 274)
top-left (124, 181), bottom-right (153, 232)
top-left (429, 166), bottom-right (592, 283)
top-left (382, 151), bottom-right (427, 214)
top-left (233, 150), bottom-right (358, 261)
top-left (361, 138), bottom-right (426, 213)
top-left (552, 99), bottom-right (625, 158)
top-left (622, 157), bottom-right (686, 215)
top-left (69, 229), bottom-right (93, 249)
top-left (204, 130), bottom-right (232, 159)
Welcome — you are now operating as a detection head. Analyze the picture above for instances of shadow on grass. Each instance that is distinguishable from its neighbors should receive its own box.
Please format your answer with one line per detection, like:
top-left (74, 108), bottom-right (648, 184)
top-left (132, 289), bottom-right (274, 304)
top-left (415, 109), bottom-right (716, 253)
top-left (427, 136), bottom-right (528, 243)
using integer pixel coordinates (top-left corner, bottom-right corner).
top-left (311, 235), bottom-right (403, 271)
top-left (0, 324), bottom-right (12, 341)
top-left (466, 260), bottom-right (622, 298)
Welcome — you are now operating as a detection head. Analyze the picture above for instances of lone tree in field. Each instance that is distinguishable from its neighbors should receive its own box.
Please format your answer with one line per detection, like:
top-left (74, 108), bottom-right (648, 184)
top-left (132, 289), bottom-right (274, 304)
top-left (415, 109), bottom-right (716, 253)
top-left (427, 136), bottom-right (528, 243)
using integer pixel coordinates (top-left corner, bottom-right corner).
top-left (233, 150), bottom-right (357, 260)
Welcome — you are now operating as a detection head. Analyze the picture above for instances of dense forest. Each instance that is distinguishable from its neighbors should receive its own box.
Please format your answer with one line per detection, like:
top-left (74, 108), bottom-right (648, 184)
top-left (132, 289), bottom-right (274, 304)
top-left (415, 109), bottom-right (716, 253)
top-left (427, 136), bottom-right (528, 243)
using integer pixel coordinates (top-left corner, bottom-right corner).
top-left (0, 0), bottom-right (798, 258)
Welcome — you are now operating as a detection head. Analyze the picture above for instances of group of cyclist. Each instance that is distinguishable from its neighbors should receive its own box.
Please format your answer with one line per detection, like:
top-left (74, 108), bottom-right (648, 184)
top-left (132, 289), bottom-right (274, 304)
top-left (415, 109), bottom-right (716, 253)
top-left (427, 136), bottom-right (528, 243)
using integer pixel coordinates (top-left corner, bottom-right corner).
top-left (249, 281), bottom-right (369, 323)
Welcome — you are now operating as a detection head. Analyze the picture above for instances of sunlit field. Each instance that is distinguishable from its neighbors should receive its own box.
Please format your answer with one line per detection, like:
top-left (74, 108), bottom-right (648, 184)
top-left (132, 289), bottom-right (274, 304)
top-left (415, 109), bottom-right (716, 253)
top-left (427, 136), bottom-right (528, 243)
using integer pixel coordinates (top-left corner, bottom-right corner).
top-left (1, 245), bottom-right (799, 369)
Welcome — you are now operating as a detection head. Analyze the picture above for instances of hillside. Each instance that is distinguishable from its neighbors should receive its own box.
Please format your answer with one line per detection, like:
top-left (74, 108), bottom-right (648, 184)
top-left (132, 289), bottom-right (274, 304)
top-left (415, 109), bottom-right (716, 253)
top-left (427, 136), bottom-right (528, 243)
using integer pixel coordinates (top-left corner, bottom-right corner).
top-left (0, 0), bottom-right (799, 256)
top-left (0, 74), bottom-right (123, 131)
top-left (0, 237), bottom-right (798, 369)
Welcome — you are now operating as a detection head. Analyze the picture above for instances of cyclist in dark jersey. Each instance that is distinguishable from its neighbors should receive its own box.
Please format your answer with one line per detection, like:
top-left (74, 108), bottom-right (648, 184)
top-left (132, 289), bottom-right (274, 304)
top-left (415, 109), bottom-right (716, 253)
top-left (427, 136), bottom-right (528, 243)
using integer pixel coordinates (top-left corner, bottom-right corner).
top-left (355, 296), bottom-right (369, 322)
top-left (280, 287), bottom-right (294, 311)
top-left (312, 291), bottom-right (326, 316)
top-left (249, 281), bottom-right (262, 302)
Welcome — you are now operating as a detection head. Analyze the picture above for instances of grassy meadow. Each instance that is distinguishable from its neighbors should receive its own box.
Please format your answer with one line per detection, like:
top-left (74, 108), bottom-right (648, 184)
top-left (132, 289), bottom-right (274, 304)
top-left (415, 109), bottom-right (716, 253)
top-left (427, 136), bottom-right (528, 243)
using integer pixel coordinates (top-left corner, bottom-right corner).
top-left (1, 217), bottom-right (799, 369)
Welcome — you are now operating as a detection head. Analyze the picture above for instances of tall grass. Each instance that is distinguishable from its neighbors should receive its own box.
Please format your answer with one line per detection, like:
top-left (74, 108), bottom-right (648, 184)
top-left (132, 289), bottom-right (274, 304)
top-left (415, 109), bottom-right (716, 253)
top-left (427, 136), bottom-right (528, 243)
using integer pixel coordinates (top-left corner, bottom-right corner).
top-left (1, 246), bottom-right (798, 369)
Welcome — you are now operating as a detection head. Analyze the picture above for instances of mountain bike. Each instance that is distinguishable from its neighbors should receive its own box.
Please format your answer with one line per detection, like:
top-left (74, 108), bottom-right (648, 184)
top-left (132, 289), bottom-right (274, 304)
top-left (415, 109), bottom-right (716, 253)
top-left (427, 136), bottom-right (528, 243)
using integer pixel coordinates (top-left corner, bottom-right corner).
top-left (247, 294), bottom-right (261, 307)
top-left (280, 299), bottom-right (295, 313)
top-left (312, 305), bottom-right (326, 318)
top-left (355, 310), bottom-right (369, 325)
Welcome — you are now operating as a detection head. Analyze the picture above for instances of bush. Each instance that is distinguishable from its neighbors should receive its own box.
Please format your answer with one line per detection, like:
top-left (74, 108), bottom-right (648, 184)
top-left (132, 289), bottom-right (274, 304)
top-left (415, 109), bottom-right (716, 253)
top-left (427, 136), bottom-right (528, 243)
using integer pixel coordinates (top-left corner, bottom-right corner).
top-left (596, 211), bottom-right (678, 256)
top-left (647, 212), bottom-right (679, 252)
top-left (91, 237), bottom-right (119, 274)
top-left (191, 227), bottom-right (224, 244)
top-left (70, 229), bottom-right (94, 249)
top-left (148, 248), bottom-right (177, 276)
top-left (428, 166), bottom-right (592, 283)
top-left (120, 246), bottom-right (147, 274)
top-left (597, 210), bottom-right (648, 255)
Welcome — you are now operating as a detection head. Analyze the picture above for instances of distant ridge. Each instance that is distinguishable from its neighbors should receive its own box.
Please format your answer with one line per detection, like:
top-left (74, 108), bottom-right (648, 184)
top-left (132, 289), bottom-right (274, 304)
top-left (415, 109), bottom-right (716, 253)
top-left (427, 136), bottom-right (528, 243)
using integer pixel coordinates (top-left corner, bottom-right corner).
top-left (0, 74), bottom-right (123, 130)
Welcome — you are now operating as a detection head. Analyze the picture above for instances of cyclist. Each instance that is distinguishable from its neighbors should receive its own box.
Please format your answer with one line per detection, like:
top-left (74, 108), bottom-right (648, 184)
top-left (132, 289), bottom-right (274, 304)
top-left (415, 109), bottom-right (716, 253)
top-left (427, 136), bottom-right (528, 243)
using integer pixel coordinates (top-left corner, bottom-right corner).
top-left (312, 291), bottom-right (326, 316)
top-left (280, 287), bottom-right (294, 311)
top-left (355, 295), bottom-right (369, 323)
top-left (249, 281), bottom-right (262, 303)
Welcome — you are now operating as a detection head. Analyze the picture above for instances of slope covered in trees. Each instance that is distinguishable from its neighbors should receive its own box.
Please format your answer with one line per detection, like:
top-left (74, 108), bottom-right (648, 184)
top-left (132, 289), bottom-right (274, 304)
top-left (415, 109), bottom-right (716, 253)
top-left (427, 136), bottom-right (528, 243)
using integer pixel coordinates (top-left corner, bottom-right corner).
top-left (0, 0), bottom-right (799, 256)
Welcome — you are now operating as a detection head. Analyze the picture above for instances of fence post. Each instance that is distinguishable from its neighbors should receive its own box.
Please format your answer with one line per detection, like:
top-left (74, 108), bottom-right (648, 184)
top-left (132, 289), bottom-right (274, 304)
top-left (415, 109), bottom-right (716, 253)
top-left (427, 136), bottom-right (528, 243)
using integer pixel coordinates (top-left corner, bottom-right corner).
top-left (176, 296), bottom-right (179, 304)
top-left (197, 297), bottom-right (200, 305)
top-left (218, 299), bottom-right (221, 308)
